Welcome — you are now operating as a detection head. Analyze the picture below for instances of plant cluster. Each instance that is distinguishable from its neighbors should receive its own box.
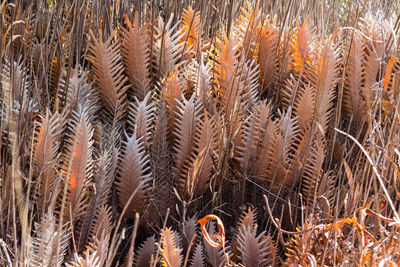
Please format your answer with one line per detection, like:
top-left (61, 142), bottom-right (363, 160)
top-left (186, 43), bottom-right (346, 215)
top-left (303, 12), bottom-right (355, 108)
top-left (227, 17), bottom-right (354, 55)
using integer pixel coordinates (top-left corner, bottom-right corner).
top-left (1, 0), bottom-right (400, 266)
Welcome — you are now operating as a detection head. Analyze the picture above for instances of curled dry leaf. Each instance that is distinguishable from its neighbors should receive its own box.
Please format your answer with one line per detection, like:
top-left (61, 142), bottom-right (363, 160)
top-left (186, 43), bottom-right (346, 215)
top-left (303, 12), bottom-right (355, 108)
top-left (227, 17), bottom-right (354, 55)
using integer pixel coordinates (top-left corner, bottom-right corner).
top-left (197, 214), bottom-right (225, 248)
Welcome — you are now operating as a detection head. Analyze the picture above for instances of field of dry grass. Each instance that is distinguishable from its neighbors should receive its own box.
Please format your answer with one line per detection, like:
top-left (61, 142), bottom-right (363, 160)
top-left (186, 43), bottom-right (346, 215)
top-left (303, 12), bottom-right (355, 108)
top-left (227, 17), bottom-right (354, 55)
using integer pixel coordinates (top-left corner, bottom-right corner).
top-left (1, 0), bottom-right (400, 266)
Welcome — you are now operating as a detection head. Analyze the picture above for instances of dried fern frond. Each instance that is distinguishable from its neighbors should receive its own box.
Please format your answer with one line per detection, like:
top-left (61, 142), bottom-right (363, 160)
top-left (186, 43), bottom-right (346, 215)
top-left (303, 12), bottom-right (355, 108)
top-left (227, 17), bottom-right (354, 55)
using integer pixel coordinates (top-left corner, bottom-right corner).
top-left (236, 102), bottom-right (270, 177)
top-left (180, 6), bottom-right (201, 54)
top-left (235, 0), bottom-right (261, 59)
top-left (256, 19), bottom-right (280, 96)
top-left (34, 109), bottom-right (65, 214)
top-left (232, 209), bottom-right (277, 267)
top-left (172, 95), bottom-right (203, 198)
top-left (289, 16), bottom-right (313, 74)
top-left (61, 109), bottom-right (94, 222)
top-left (30, 213), bottom-right (70, 267)
top-left (301, 138), bottom-right (325, 208)
top-left (120, 12), bottom-right (152, 100)
top-left (160, 227), bottom-right (183, 267)
top-left (189, 243), bottom-right (205, 267)
top-left (153, 15), bottom-right (185, 78)
top-left (116, 132), bottom-right (152, 218)
top-left (87, 30), bottom-right (129, 117)
top-left (135, 236), bottom-right (157, 267)
top-left (180, 112), bottom-right (219, 200)
top-left (75, 148), bottom-right (115, 252)
top-left (150, 98), bottom-right (174, 219)
top-left (128, 91), bottom-right (155, 148)
top-left (58, 68), bottom-right (98, 115)
top-left (292, 84), bottom-right (316, 133)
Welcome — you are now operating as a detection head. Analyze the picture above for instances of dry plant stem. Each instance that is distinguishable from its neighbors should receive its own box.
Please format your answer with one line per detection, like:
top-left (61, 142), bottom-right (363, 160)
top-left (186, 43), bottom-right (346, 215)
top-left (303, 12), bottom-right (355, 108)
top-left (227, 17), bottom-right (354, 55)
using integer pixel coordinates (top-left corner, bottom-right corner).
top-left (183, 233), bottom-right (197, 267)
top-left (335, 128), bottom-right (400, 221)
top-left (152, 208), bottom-right (170, 267)
top-left (106, 182), bottom-right (143, 267)
top-left (0, 239), bottom-right (11, 267)
top-left (126, 213), bottom-right (140, 267)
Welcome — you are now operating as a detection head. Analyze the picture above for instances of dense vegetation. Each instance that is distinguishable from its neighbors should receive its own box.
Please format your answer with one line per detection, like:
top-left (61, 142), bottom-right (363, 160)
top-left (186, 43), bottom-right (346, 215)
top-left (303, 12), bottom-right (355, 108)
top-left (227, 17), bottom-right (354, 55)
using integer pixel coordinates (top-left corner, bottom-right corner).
top-left (1, 0), bottom-right (400, 266)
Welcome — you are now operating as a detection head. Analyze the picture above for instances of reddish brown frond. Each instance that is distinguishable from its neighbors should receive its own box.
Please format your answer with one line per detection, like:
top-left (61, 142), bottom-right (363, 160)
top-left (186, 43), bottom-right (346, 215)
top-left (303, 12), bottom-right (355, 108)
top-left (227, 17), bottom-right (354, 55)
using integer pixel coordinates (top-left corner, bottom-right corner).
top-left (116, 132), bottom-right (152, 218)
top-left (189, 243), bottom-right (205, 267)
top-left (87, 31), bottom-right (129, 115)
top-left (301, 139), bottom-right (325, 208)
top-left (180, 6), bottom-right (201, 53)
top-left (120, 12), bottom-right (152, 100)
top-left (343, 33), bottom-right (365, 122)
top-left (160, 227), bottom-right (183, 267)
top-left (236, 1), bottom-right (261, 59)
top-left (257, 20), bottom-right (280, 95)
top-left (34, 110), bottom-right (64, 213)
top-left (31, 214), bottom-right (70, 267)
top-left (76, 149), bottom-right (115, 252)
top-left (293, 84), bottom-right (316, 133)
top-left (181, 113), bottom-right (219, 200)
top-left (128, 92), bottom-right (155, 147)
top-left (153, 15), bottom-right (185, 77)
top-left (236, 102), bottom-right (270, 176)
top-left (62, 110), bottom-right (94, 221)
top-left (58, 68), bottom-right (98, 114)
top-left (150, 98), bottom-right (174, 219)
top-left (172, 95), bottom-right (202, 193)
top-left (309, 39), bottom-right (339, 132)
top-left (289, 16), bottom-right (313, 73)
top-left (135, 236), bottom-right (157, 267)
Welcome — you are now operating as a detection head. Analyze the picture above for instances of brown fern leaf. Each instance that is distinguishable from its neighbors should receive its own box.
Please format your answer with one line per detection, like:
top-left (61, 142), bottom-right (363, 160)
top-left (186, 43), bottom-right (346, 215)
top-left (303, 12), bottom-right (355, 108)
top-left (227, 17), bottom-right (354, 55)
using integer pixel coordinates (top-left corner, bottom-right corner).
top-left (116, 132), bottom-right (151, 218)
top-left (58, 68), bottom-right (98, 114)
top-left (31, 214), bottom-right (70, 267)
top-left (301, 138), bottom-right (325, 208)
top-left (172, 95), bottom-right (202, 192)
top-left (62, 110), bottom-right (94, 222)
top-left (120, 12), bottom-right (152, 100)
top-left (213, 33), bottom-right (241, 115)
top-left (87, 30), bottom-right (129, 116)
top-left (361, 24), bottom-right (385, 114)
top-left (189, 243), bottom-right (205, 267)
top-left (236, 102), bottom-right (270, 177)
top-left (34, 110), bottom-right (64, 213)
top-left (203, 221), bottom-right (226, 267)
top-left (163, 68), bottom-right (185, 130)
top-left (180, 6), bottom-right (201, 53)
top-left (181, 112), bottom-right (219, 200)
top-left (85, 206), bottom-right (112, 267)
top-left (76, 149), bottom-right (115, 252)
top-left (128, 92), bottom-right (155, 147)
top-left (235, 0), bottom-right (261, 59)
top-left (293, 84), bottom-right (316, 133)
top-left (237, 226), bottom-right (275, 267)
top-left (160, 227), bottom-right (183, 267)
top-left (181, 215), bottom-right (199, 250)
top-left (153, 15), bottom-right (185, 78)
top-left (150, 98), bottom-right (174, 219)
top-left (240, 59), bottom-right (260, 110)
top-left (192, 57), bottom-right (212, 108)
top-left (257, 20), bottom-right (280, 96)
top-left (254, 113), bottom-right (299, 193)
top-left (231, 207), bottom-right (257, 258)
top-left (289, 16), bottom-right (313, 73)
top-left (307, 38), bottom-right (339, 133)
top-left (135, 236), bottom-right (157, 267)
top-left (231, 208), bottom-right (276, 266)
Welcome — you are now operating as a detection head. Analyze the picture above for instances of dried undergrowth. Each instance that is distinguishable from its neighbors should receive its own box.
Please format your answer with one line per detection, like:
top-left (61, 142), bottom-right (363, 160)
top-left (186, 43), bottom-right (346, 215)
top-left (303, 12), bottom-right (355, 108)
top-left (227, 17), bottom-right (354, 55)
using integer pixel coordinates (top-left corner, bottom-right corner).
top-left (1, 0), bottom-right (400, 266)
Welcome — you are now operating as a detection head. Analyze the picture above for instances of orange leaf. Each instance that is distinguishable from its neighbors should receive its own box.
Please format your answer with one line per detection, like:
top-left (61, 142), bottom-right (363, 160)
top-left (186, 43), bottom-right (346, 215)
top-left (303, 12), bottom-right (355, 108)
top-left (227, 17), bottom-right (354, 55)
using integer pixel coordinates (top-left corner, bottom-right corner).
top-left (198, 214), bottom-right (225, 248)
top-left (383, 55), bottom-right (396, 90)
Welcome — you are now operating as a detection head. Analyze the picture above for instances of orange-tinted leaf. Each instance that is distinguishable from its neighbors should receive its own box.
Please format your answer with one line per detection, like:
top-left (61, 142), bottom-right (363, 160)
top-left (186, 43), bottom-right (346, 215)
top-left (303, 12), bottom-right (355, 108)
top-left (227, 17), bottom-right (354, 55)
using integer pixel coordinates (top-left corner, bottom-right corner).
top-left (198, 214), bottom-right (225, 248)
